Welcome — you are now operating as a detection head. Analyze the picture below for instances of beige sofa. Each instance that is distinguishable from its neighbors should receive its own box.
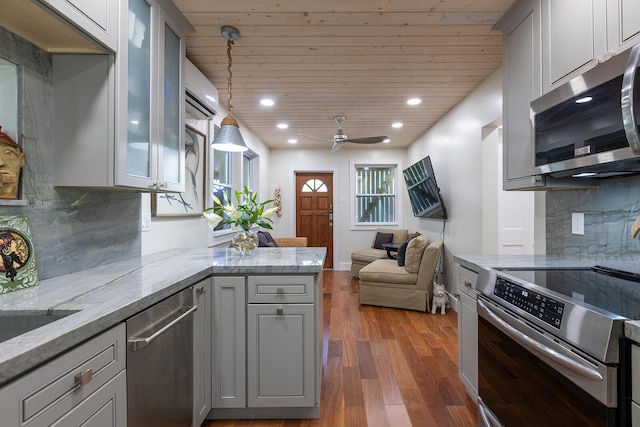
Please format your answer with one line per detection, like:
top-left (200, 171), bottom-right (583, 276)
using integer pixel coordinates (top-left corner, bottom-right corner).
top-left (358, 236), bottom-right (443, 312)
top-left (350, 228), bottom-right (409, 277)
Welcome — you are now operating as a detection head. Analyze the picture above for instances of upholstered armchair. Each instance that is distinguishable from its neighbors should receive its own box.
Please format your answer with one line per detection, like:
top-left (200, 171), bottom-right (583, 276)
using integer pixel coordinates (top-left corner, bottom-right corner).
top-left (358, 236), bottom-right (443, 312)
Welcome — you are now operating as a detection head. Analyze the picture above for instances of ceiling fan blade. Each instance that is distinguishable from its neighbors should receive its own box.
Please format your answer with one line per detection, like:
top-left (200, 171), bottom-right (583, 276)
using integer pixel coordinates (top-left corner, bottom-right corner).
top-left (344, 136), bottom-right (390, 144)
top-left (330, 142), bottom-right (343, 152)
top-left (298, 133), bottom-right (333, 142)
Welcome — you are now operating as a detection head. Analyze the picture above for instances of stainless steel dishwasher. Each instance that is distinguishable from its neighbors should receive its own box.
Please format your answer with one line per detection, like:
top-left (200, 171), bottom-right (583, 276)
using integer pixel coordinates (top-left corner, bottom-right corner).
top-left (126, 286), bottom-right (196, 427)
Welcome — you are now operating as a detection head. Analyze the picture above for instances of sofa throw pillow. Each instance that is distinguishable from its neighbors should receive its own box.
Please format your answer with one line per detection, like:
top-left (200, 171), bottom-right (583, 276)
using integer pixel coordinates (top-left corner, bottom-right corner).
top-left (373, 232), bottom-right (394, 249)
top-left (404, 237), bottom-right (428, 273)
top-left (257, 231), bottom-right (278, 247)
top-left (396, 240), bottom-right (409, 266)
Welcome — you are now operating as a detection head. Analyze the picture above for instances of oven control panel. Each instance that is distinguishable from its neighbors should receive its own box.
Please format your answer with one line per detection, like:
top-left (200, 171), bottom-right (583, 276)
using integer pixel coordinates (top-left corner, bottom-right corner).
top-left (494, 277), bottom-right (564, 329)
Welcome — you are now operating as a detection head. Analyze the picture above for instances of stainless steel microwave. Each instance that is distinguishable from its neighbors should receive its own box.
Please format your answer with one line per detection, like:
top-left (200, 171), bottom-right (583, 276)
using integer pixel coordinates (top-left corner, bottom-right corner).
top-left (531, 42), bottom-right (640, 178)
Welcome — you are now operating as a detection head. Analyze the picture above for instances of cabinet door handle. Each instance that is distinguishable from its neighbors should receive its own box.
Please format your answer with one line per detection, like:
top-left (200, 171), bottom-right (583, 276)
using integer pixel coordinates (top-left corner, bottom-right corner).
top-left (75, 369), bottom-right (93, 387)
top-left (453, 292), bottom-right (460, 300)
top-left (196, 286), bottom-right (206, 295)
top-left (276, 308), bottom-right (283, 315)
top-left (276, 287), bottom-right (284, 294)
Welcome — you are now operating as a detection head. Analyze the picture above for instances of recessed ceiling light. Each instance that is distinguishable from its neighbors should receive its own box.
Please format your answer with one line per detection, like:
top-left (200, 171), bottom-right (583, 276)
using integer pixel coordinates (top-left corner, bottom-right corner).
top-left (277, 123), bottom-right (289, 129)
top-left (383, 138), bottom-right (390, 143)
top-left (407, 98), bottom-right (422, 106)
top-left (260, 98), bottom-right (275, 106)
top-left (288, 139), bottom-right (298, 144)
top-left (392, 122), bottom-right (403, 128)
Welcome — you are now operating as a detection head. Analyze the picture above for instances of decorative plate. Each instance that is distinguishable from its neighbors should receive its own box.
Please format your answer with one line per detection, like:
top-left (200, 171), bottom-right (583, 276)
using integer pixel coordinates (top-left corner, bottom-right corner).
top-left (0, 216), bottom-right (38, 294)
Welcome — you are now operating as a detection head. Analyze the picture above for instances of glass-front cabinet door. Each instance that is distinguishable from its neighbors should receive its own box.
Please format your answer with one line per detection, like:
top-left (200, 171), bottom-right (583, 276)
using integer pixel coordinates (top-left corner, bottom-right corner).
top-left (157, 9), bottom-right (185, 192)
top-left (116, 0), bottom-right (187, 191)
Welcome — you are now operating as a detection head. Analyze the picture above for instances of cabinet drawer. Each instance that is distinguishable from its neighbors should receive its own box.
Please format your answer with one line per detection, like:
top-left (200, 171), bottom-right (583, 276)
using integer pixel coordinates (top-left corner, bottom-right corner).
top-left (248, 276), bottom-right (315, 304)
top-left (457, 266), bottom-right (478, 296)
top-left (0, 323), bottom-right (125, 426)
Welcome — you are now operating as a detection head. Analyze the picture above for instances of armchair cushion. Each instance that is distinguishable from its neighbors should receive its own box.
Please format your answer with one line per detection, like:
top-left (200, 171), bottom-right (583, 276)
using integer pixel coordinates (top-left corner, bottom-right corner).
top-left (373, 232), bottom-right (393, 249)
top-left (404, 237), bottom-right (427, 273)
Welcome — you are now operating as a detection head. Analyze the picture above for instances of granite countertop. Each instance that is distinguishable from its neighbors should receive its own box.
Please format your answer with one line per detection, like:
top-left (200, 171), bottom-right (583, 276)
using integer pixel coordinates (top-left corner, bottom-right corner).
top-left (453, 254), bottom-right (592, 272)
top-left (0, 246), bottom-right (326, 386)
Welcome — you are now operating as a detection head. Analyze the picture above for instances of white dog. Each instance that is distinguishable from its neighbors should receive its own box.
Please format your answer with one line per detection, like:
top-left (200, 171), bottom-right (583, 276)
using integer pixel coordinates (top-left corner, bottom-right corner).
top-left (431, 283), bottom-right (449, 315)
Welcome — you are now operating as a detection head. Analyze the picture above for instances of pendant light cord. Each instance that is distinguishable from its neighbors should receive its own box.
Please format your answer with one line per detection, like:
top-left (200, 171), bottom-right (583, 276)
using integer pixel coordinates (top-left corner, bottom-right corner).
top-left (226, 38), bottom-right (234, 115)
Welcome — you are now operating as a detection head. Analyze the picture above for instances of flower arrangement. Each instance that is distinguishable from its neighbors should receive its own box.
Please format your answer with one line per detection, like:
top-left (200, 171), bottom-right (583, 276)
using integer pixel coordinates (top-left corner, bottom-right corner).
top-left (203, 185), bottom-right (277, 232)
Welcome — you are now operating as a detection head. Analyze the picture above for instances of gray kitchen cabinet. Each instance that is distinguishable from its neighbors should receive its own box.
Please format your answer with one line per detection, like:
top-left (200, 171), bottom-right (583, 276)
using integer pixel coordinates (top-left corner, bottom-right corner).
top-left (193, 278), bottom-right (212, 427)
top-left (210, 274), bottom-right (322, 419)
top-left (541, 0), bottom-right (607, 91)
top-left (455, 264), bottom-right (478, 401)
top-left (498, 0), bottom-right (545, 190)
top-left (212, 276), bottom-right (247, 408)
top-left (498, 0), bottom-right (595, 190)
top-left (37, 0), bottom-right (119, 51)
top-left (607, 0), bottom-right (640, 53)
top-left (542, 0), bottom-right (640, 92)
top-left (53, 0), bottom-right (193, 192)
top-left (0, 323), bottom-right (126, 426)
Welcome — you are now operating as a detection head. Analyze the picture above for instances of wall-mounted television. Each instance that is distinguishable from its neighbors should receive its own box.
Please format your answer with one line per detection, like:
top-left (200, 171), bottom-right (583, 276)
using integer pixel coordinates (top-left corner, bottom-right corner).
top-left (403, 156), bottom-right (447, 219)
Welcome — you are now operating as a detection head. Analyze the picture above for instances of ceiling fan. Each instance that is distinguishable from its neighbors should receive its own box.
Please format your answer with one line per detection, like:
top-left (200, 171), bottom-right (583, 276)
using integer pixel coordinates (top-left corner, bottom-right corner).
top-left (302, 116), bottom-right (390, 152)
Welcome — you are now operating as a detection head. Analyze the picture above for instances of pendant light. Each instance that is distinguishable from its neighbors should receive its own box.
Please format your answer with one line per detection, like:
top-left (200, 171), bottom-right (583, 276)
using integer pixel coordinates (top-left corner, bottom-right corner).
top-left (211, 25), bottom-right (248, 152)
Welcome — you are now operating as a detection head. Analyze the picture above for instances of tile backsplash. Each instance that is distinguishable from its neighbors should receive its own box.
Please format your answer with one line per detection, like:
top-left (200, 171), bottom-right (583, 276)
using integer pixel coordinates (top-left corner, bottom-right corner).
top-left (0, 27), bottom-right (140, 280)
top-left (546, 174), bottom-right (640, 263)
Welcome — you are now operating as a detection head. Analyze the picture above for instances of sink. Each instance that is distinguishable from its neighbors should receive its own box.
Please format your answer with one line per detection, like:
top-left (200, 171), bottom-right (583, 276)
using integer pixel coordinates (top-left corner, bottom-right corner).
top-left (0, 310), bottom-right (80, 343)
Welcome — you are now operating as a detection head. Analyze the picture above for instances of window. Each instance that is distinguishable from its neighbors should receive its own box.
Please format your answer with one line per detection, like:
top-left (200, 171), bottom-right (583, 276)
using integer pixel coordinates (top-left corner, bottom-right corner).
top-left (212, 150), bottom-right (232, 231)
top-left (351, 159), bottom-right (401, 227)
top-left (243, 152), bottom-right (255, 191)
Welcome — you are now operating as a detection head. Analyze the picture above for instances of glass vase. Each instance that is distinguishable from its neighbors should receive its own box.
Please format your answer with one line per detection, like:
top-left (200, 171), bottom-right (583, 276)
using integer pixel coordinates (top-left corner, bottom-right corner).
top-left (231, 230), bottom-right (259, 255)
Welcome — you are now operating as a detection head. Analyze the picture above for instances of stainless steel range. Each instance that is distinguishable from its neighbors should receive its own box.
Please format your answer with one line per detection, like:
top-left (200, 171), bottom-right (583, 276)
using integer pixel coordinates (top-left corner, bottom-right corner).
top-left (476, 264), bottom-right (640, 427)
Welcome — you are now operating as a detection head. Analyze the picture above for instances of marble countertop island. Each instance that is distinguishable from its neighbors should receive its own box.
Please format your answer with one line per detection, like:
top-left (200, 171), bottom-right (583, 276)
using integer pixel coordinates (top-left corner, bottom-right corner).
top-left (0, 247), bottom-right (326, 386)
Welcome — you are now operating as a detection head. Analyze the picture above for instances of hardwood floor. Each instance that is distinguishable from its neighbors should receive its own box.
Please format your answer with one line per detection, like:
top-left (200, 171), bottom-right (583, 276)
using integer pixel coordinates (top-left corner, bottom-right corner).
top-left (203, 270), bottom-right (477, 427)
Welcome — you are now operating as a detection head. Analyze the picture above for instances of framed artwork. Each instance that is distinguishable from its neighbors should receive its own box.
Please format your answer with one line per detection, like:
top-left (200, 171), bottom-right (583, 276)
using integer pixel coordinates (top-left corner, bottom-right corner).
top-left (152, 124), bottom-right (207, 217)
top-left (0, 215), bottom-right (38, 294)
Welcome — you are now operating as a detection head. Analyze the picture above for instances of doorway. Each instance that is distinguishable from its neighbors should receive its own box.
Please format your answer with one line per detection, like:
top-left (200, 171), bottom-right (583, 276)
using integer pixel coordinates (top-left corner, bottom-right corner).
top-left (295, 172), bottom-right (333, 269)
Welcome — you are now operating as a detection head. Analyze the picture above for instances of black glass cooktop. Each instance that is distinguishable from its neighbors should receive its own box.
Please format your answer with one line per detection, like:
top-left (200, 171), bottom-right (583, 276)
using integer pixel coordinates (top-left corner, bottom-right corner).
top-left (498, 266), bottom-right (640, 321)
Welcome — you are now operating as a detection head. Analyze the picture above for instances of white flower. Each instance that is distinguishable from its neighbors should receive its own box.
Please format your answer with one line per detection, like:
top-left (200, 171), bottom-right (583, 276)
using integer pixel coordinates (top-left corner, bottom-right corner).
top-left (202, 211), bottom-right (223, 229)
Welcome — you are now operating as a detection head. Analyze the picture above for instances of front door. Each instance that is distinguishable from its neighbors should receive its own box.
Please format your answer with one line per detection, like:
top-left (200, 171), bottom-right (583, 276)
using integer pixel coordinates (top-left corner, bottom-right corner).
top-left (295, 173), bottom-right (333, 269)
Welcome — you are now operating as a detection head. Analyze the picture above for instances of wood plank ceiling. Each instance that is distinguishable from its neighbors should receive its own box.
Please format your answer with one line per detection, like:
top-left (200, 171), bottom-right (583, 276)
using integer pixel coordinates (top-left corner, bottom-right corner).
top-left (174, 0), bottom-right (515, 150)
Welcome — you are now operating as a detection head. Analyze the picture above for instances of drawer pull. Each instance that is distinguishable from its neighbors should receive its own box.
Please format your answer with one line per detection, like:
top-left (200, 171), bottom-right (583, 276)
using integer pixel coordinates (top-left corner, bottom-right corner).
top-left (75, 369), bottom-right (93, 387)
top-left (276, 308), bottom-right (284, 315)
top-left (276, 288), bottom-right (284, 294)
top-left (464, 281), bottom-right (473, 288)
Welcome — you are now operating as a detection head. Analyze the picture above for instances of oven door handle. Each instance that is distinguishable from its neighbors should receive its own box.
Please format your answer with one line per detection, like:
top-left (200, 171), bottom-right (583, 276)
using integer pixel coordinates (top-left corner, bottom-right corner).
top-left (478, 299), bottom-right (604, 382)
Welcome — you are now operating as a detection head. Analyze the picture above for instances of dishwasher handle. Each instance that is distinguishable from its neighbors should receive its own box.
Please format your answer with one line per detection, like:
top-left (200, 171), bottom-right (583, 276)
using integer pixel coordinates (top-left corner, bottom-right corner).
top-left (128, 305), bottom-right (197, 352)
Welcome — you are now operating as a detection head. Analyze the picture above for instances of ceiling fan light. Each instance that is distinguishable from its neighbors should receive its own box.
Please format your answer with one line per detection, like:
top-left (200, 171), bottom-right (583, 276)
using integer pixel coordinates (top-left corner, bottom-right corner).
top-left (211, 115), bottom-right (248, 152)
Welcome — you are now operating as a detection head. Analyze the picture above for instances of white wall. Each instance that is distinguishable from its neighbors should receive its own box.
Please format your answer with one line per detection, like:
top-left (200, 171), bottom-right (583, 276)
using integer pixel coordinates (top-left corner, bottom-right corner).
top-left (268, 147), bottom-right (407, 270)
top-left (406, 68), bottom-right (503, 301)
top-left (141, 109), bottom-right (270, 256)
